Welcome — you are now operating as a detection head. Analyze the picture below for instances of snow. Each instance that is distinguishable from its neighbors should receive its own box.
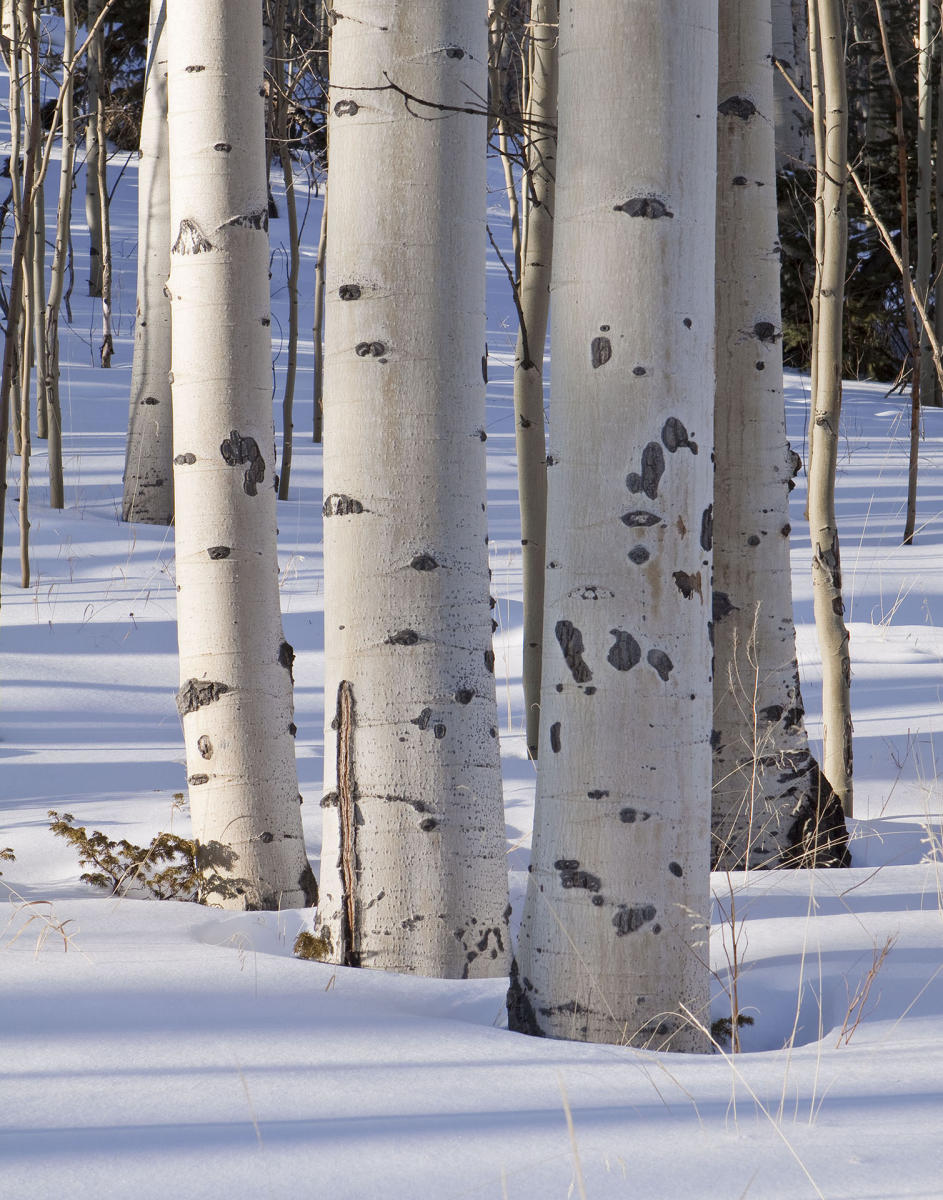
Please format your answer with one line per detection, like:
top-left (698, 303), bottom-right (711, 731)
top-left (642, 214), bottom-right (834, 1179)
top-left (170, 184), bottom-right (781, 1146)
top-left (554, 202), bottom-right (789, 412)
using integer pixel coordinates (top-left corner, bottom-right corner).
top-left (3, 49), bottom-right (943, 1200)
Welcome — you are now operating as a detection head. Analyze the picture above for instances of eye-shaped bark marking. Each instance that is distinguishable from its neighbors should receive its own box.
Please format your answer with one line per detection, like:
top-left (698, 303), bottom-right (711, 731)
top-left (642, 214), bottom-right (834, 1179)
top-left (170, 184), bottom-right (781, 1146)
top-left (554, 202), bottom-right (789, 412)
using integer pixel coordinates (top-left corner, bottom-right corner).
top-left (591, 336), bottom-right (612, 368)
top-left (387, 629), bottom-right (419, 646)
top-left (700, 504), bottom-right (714, 550)
top-left (619, 807), bottom-right (651, 823)
top-left (220, 209), bottom-right (268, 231)
top-left (443, 45), bottom-right (465, 58)
top-left (411, 553), bottom-right (438, 571)
top-left (718, 95), bottom-right (757, 120)
top-left (628, 546), bottom-right (650, 565)
top-left (197, 735), bottom-right (213, 759)
top-left (213, 142), bottom-right (232, 152)
top-left (621, 510), bottom-right (661, 528)
top-left (339, 283), bottom-right (362, 300)
top-left (411, 708), bottom-right (432, 730)
top-left (207, 545), bottom-right (231, 560)
top-left (355, 341), bottom-right (386, 358)
top-left (607, 628), bottom-right (641, 671)
top-left (550, 722), bottom-right (562, 753)
top-left (323, 493), bottom-right (365, 517)
top-left (334, 98), bottom-right (359, 116)
top-left (174, 452), bottom-right (196, 465)
top-left (647, 649), bottom-right (673, 681)
top-left (176, 679), bottom-right (229, 717)
top-left (614, 196), bottom-right (674, 219)
top-left (220, 430), bottom-right (265, 496)
top-left (555, 620), bottom-right (593, 683)
top-left (753, 320), bottom-right (779, 344)
top-left (626, 442), bottom-right (665, 499)
top-left (662, 417), bottom-right (698, 455)
top-left (172, 218), bottom-right (213, 255)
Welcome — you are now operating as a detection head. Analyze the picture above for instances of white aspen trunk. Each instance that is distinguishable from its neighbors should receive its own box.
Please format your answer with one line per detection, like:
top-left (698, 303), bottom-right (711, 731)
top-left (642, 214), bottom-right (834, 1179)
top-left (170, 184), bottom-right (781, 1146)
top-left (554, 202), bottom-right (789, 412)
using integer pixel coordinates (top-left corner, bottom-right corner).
top-left (31, 180), bottom-right (47, 439)
top-left (123, 0), bottom-right (172, 525)
top-left (166, 0), bottom-right (316, 911)
top-left (510, 0), bottom-right (717, 1049)
top-left (43, 0), bottom-right (74, 511)
top-left (514, 0), bottom-right (556, 761)
top-left (916, 0), bottom-right (936, 407)
top-left (804, 0), bottom-right (825, 512)
top-left (712, 0), bottom-right (848, 871)
top-left (318, 0), bottom-right (510, 978)
top-left (808, 0), bottom-right (852, 811)
top-left (771, 0), bottom-right (811, 168)
top-left (96, 67), bottom-right (112, 368)
top-left (84, 0), bottom-right (103, 297)
top-left (275, 0), bottom-right (299, 501)
top-left (312, 182), bottom-right (326, 443)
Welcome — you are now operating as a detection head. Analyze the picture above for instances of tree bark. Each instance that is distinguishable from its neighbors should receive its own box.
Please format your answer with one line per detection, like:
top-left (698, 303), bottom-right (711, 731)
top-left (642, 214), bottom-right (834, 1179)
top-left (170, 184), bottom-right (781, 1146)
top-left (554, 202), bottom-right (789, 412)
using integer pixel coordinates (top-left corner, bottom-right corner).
top-left (510, 0), bottom-right (717, 1049)
top-left (166, 0), bottom-right (316, 911)
top-left (771, 0), bottom-right (811, 168)
top-left (808, 0), bottom-right (853, 812)
top-left (317, 0), bottom-right (510, 977)
top-left (916, 0), bottom-right (936, 407)
top-left (123, 0), bottom-right (172, 525)
top-left (514, 0), bottom-right (557, 762)
top-left (712, 0), bottom-right (848, 870)
top-left (84, 0), bottom-right (103, 297)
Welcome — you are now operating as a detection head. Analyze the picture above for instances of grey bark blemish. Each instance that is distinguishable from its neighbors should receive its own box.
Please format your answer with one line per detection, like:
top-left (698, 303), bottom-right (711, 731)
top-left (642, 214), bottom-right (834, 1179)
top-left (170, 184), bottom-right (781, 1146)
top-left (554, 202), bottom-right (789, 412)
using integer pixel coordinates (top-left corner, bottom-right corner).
top-left (506, 959), bottom-right (544, 1037)
top-left (668, 861), bottom-right (683, 877)
top-left (220, 210), bottom-right (268, 231)
top-left (747, 534), bottom-right (761, 546)
top-left (753, 320), bottom-right (778, 344)
top-left (288, 722), bottom-right (297, 737)
top-left (614, 196), bottom-right (674, 218)
top-left (662, 416), bottom-right (698, 454)
top-left (476, 428), bottom-right (487, 441)
top-left (334, 98), bottom-right (359, 116)
top-left (176, 679), bottom-right (230, 717)
top-left (554, 859), bottom-right (602, 892)
top-left (633, 365), bottom-right (647, 376)
top-left (220, 430), bottom-right (265, 496)
top-left (718, 95), bottom-right (757, 120)
top-left (335, 680), bottom-right (359, 967)
top-left (700, 504), bottom-right (714, 550)
top-left (607, 628), bottom-right (641, 671)
top-left (419, 817), bottom-right (438, 831)
top-left (197, 735), bottom-right (213, 759)
top-left (733, 175), bottom-right (748, 186)
top-left (619, 807), bottom-right (651, 823)
top-left (355, 341), bottom-right (386, 358)
top-left (454, 688), bottom-right (475, 704)
top-left (213, 142), bottom-right (232, 152)
top-left (411, 553), bottom-right (438, 571)
top-left (626, 442), bottom-right (665, 499)
top-left (712, 590), bottom-right (738, 621)
top-left (444, 45), bottom-right (465, 58)
top-left (555, 620), bottom-right (593, 682)
top-left (323, 493), bottom-right (365, 517)
top-left (433, 724), bottom-right (446, 739)
top-left (612, 903), bottom-right (657, 935)
top-left (673, 570), bottom-right (702, 600)
top-left (172, 219), bottom-right (213, 255)
top-left (188, 773), bottom-right (209, 786)
top-left (591, 336), bottom-right (612, 368)
top-left (482, 353), bottom-right (488, 383)
top-left (207, 545), bottom-right (230, 560)
top-left (410, 706), bottom-right (431, 728)
top-left (387, 629), bottom-right (419, 646)
top-left (683, 317), bottom-right (693, 328)
top-left (647, 649), bottom-right (674, 681)
top-left (621, 510), bottom-right (661, 528)
top-left (259, 831), bottom-right (274, 844)
top-left (185, 64), bottom-right (205, 72)
top-left (484, 649), bottom-right (495, 673)
top-left (550, 721), bottom-right (562, 753)
top-left (174, 452), bottom-right (196, 465)
top-left (628, 546), bottom-right (650, 565)
top-left (143, 396), bottom-right (159, 405)
top-left (587, 789), bottom-right (609, 799)
top-left (278, 641), bottom-right (295, 680)
top-left (339, 283), bottom-right (362, 300)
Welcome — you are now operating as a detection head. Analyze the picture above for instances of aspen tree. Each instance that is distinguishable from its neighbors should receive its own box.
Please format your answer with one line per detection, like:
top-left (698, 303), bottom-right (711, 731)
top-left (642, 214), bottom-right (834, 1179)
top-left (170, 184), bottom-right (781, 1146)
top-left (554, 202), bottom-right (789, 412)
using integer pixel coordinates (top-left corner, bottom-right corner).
top-left (123, 0), bottom-right (172, 526)
top-left (712, 0), bottom-right (848, 869)
top-left (510, 0), bottom-right (717, 1048)
top-left (166, 0), bottom-right (316, 910)
top-left (317, 1), bottom-right (510, 977)
top-left (84, 0), bottom-right (103, 297)
top-left (808, 0), bottom-right (853, 811)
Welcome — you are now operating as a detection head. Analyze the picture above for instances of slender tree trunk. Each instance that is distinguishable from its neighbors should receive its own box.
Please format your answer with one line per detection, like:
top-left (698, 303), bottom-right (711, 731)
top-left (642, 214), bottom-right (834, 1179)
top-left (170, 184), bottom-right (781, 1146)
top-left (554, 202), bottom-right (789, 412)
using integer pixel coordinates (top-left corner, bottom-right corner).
top-left (43, 0), bottom-right (75, 512)
top-left (712, 0), bottom-right (848, 870)
top-left (936, 20), bottom-right (943, 406)
top-left (808, 0), bottom-right (852, 813)
top-left (916, 0), bottom-right (936, 408)
top-left (84, 0), bottom-right (103, 297)
top-left (275, 0), bottom-right (300, 500)
top-left (510, 0), bottom-right (717, 1049)
top-left (312, 181), bottom-right (326, 443)
top-left (804, 0), bottom-right (826, 515)
top-left (318, 0), bottom-right (510, 977)
top-left (31, 180), bottom-right (47, 438)
top-left (166, 0), bottom-right (316, 910)
top-left (514, 0), bottom-right (557, 762)
top-left (123, 0), bottom-right (172, 525)
top-left (96, 67), bottom-right (113, 368)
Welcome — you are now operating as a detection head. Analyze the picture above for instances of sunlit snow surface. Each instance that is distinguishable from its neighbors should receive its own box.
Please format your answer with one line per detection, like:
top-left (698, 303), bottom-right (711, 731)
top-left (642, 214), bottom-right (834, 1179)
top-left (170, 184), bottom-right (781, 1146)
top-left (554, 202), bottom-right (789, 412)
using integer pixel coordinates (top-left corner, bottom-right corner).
top-left (3, 28), bottom-right (943, 1200)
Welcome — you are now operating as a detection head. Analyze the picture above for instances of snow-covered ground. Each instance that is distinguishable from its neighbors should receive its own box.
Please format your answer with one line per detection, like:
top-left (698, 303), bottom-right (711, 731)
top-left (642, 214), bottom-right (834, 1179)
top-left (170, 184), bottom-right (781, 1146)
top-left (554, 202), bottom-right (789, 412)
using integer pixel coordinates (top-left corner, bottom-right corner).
top-left (3, 49), bottom-right (943, 1200)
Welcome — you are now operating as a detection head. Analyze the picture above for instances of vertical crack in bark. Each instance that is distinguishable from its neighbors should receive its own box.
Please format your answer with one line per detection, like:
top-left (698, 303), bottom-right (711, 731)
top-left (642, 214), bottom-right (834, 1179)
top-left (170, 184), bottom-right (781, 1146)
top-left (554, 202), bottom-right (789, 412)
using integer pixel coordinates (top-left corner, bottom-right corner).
top-left (335, 680), bottom-right (360, 967)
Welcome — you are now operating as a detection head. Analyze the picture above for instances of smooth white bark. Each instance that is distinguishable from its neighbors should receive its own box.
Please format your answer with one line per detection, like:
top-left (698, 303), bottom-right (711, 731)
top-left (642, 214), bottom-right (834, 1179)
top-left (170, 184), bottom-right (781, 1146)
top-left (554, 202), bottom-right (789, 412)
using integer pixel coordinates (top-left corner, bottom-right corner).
top-left (84, 0), bottom-right (103, 297)
top-left (510, 0), bottom-right (717, 1048)
top-left (318, 0), bottom-right (510, 978)
top-left (713, 0), bottom-right (848, 870)
top-left (167, 0), bottom-right (315, 910)
top-left (123, 0), bottom-right (172, 525)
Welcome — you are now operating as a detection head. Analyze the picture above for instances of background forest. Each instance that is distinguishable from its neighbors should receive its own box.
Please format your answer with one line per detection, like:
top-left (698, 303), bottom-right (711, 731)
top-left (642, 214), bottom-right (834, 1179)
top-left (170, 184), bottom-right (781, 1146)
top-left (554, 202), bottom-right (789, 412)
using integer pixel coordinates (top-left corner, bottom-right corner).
top-left (2, 2), bottom-right (943, 1197)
